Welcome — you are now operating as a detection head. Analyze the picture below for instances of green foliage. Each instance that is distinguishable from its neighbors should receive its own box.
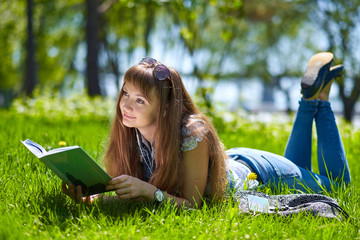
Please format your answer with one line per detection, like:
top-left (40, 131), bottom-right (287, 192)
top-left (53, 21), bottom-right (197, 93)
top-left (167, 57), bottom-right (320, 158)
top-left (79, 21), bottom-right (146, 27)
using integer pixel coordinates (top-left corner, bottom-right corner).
top-left (10, 91), bottom-right (115, 121)
top-left (1, 106), bottom-right (360, 239)
top-left (0, 0), bottom-right (84, 91)
top-left (0, 1), bottom-right (26, 90)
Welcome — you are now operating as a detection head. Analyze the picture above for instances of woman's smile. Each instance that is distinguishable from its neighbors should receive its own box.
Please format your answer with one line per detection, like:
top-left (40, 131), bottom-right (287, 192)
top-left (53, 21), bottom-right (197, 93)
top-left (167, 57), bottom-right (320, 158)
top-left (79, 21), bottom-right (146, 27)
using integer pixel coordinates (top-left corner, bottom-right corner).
top-left (123, 112), bottom-right (136, 120)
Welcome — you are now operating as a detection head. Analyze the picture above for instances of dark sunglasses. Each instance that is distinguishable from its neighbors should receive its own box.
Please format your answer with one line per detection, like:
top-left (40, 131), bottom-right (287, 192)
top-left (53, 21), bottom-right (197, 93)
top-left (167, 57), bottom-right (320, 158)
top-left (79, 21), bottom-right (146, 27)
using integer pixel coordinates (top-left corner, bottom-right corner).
top-left (139, 57), bottom-right (171, 81)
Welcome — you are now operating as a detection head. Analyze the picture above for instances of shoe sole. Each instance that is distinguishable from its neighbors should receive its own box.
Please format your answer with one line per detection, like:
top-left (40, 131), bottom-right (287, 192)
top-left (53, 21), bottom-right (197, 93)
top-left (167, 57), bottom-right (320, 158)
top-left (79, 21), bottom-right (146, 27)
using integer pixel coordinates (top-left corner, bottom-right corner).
top-left (301, 52), bottom-right (334, 86)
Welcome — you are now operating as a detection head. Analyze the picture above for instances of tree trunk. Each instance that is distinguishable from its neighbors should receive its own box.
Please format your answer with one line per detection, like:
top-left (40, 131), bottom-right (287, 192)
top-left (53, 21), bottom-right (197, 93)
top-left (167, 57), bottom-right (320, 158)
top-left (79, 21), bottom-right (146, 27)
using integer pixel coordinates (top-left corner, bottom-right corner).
top-left (86, 0), bottom-right (101, 96)
top-left (24, 0), bottom-right (37, 96)
top-left (338, 76), bottom-right (360, 123)
top-left (343, 99), bottom-right (355, 123)
top-left (144, 2), bottom-right (155, 56)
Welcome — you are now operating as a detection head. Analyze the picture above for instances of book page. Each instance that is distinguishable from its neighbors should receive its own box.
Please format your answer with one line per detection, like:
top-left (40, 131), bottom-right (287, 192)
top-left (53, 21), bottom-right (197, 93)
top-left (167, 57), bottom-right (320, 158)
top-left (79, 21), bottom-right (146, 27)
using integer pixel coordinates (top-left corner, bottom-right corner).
top-left (21, 139), bottom-right (46, 158)
top-left (46, 146), bottom-right (79, 155)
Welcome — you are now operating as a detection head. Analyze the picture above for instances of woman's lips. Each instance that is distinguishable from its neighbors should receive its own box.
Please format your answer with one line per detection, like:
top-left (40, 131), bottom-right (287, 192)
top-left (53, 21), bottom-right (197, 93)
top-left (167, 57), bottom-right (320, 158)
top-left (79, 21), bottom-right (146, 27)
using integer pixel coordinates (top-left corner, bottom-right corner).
top-left (123, 112), bottom-right (135, 119)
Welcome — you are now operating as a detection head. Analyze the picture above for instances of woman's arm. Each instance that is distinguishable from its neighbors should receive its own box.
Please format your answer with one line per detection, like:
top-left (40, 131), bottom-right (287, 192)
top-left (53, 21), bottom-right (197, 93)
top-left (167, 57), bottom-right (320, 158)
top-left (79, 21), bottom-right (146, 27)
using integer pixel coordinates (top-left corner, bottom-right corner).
top-left (179, 139), bottom-right (209, 205)
top-left (105, 140), bottom-right (210, 207)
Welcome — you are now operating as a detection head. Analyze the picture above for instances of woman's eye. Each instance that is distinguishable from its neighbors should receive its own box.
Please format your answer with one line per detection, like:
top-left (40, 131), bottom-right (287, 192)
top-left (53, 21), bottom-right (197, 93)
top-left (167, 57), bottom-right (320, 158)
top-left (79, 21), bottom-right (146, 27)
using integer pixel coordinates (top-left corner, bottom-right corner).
top-left (123, 91), bottom-right (129, 96)
top-left (137, 99), bottom-right (145, 104)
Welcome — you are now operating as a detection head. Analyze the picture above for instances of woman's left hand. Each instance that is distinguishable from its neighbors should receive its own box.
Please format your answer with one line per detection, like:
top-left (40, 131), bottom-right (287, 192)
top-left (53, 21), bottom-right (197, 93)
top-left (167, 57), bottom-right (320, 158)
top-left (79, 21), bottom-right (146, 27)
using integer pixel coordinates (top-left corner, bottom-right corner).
top-left (105, 175), bottom-right (156, 200)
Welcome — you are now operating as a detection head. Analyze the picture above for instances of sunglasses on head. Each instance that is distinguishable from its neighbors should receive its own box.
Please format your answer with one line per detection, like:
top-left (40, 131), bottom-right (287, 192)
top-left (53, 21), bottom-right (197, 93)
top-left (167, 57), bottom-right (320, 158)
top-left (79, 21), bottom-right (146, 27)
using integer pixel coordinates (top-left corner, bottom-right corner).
top-left (139, 57), bottom-right (171, 81)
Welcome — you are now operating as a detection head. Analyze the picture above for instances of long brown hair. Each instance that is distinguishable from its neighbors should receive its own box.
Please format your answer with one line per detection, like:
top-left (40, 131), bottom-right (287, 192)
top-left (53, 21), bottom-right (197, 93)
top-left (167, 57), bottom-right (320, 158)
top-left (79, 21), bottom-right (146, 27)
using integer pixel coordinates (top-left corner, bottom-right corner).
top-left (104, 60), bottom-right (227, 199)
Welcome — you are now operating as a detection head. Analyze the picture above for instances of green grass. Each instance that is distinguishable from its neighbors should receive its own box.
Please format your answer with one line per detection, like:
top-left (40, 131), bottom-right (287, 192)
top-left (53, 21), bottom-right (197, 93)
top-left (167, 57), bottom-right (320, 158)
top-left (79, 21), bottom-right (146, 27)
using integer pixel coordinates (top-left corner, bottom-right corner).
top-left (1, 110), bottom-right (360, 239)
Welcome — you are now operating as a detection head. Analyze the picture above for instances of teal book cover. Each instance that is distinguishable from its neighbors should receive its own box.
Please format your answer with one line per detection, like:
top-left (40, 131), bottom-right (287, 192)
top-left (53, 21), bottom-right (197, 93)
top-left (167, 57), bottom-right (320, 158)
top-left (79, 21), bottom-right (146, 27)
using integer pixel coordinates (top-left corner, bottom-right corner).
top-left (22, 139), bottom-right (112, 196)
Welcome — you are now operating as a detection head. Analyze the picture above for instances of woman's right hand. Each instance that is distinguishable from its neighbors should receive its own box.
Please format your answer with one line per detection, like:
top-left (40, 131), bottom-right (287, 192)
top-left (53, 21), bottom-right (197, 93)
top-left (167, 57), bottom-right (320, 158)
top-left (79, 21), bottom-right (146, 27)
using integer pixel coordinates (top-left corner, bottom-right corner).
top-left (61, 182), bottom-right (98, 204)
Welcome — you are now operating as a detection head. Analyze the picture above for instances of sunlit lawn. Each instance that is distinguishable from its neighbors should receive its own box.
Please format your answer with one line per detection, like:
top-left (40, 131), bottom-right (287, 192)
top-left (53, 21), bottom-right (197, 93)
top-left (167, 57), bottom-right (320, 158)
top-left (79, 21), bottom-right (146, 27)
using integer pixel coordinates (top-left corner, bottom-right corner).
top-left (1, 109), bottom-right (360, 239)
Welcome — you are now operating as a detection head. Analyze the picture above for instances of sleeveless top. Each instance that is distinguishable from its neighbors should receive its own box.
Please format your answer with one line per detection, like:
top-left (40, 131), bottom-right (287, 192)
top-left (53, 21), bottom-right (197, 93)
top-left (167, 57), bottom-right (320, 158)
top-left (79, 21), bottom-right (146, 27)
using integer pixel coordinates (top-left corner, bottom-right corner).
top-left (135, 118), bottom-right (259, 191)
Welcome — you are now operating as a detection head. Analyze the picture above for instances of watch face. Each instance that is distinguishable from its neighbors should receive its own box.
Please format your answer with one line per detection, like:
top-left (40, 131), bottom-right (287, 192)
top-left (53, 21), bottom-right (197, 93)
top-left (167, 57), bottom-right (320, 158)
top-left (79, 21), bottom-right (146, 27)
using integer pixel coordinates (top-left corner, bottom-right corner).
top-left (155, 189), bottom-right (164, 202)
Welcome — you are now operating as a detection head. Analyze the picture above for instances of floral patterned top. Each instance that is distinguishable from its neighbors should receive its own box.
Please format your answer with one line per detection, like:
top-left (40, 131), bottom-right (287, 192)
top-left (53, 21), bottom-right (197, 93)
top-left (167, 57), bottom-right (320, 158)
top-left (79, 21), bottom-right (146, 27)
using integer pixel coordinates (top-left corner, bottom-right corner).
top-left (180, 118), bottom-right (208, 151)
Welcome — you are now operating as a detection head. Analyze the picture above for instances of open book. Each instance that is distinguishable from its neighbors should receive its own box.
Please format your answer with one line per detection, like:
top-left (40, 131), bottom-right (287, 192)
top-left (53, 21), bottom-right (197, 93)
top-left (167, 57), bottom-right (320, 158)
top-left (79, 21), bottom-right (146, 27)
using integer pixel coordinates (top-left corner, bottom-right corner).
top-left (22, 139), bottom-right (112, 196)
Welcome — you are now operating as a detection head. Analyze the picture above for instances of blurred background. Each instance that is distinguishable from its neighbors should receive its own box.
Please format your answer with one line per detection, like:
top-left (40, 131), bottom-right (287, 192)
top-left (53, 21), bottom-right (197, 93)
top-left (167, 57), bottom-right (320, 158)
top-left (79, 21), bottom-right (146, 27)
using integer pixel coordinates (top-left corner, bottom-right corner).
top-left (1, 0), bottom-right (360, 124)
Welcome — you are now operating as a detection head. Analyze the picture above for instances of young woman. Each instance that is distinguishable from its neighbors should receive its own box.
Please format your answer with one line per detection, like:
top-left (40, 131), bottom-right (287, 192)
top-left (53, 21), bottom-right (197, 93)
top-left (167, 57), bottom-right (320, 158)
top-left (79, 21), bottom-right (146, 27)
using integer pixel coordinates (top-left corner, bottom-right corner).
top-left (62, 53), bottom-right (351, 207)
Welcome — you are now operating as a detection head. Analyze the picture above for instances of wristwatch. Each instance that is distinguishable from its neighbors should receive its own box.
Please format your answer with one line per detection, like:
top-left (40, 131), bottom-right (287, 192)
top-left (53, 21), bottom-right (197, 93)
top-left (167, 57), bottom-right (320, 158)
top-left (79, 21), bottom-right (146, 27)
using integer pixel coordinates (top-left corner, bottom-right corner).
top-left (154, 189), bottom-right (164, 202)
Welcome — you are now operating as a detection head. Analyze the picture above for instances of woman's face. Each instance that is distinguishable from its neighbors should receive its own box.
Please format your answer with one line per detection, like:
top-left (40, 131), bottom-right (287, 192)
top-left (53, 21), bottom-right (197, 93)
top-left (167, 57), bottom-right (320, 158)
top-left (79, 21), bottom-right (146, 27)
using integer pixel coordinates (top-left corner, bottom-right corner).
top-left (119, 82), bottom-right (160, 138)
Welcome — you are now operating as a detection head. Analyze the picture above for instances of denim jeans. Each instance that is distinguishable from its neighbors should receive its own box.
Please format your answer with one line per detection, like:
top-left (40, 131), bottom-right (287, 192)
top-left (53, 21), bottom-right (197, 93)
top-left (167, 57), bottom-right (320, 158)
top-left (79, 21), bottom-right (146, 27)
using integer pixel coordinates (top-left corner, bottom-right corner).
top-left (226, 98), bottom-right (351, 193)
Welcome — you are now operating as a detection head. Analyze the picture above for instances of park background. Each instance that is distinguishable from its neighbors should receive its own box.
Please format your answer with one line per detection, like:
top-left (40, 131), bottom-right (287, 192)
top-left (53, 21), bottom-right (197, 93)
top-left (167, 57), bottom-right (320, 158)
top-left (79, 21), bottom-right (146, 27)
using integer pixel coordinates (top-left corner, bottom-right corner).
top-left (1, 0), bottom-right (360, 239)
top-left (1, 0), bottom-right (360, 123)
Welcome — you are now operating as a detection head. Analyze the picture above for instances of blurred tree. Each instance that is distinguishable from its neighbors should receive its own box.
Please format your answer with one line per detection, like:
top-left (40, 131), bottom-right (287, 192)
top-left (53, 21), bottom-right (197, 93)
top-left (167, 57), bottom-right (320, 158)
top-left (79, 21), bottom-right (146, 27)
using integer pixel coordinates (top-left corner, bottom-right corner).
top-left (166, 0), bottom-right (213, 113)
top-left (28, 0), bottom-right (84, 93)
top-left (312, 0), bottom-right (360, 122)
top-left (98, 0), bottom-right (159, 93)
top-left (24, 0), bottom-right (38, 96)
top-left (86, 0), bottom-right (101, 96)
top-left (165, 0), bottom-right (310, 114)
top-left (3, 0), bottom-right (166, 98)
top-left (0, 1), bottom-right (26, 107)
top-left (163, 0), bottom-right (247, 115)
top-left (239, 0), bottom-right (311, 113)
top-left (0, 1), bottom-right (24, 90)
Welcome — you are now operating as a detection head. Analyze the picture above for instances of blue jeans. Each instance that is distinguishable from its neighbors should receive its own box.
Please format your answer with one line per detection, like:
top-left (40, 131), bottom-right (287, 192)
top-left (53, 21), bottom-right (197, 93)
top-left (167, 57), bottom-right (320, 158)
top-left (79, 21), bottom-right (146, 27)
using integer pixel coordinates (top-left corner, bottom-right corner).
top-left (226, 98), bottom-right (351, 193)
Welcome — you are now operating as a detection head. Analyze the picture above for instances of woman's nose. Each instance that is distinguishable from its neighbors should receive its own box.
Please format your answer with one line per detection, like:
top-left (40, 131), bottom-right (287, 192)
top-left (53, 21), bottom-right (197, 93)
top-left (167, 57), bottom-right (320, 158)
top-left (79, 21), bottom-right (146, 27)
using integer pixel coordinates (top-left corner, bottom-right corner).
top-left (121, 99), bottom-right (132, 111)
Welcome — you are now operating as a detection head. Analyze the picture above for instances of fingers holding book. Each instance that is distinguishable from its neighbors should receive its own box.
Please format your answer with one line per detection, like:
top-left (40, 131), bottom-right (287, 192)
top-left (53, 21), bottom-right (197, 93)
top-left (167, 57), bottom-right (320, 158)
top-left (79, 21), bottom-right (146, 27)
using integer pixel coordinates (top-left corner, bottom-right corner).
top-left (62, 182), bottom-right (82, 203)
top-left (61, 182), bottom-right (98, 204)
top-left (106, 175), bottom-right (157, 201)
